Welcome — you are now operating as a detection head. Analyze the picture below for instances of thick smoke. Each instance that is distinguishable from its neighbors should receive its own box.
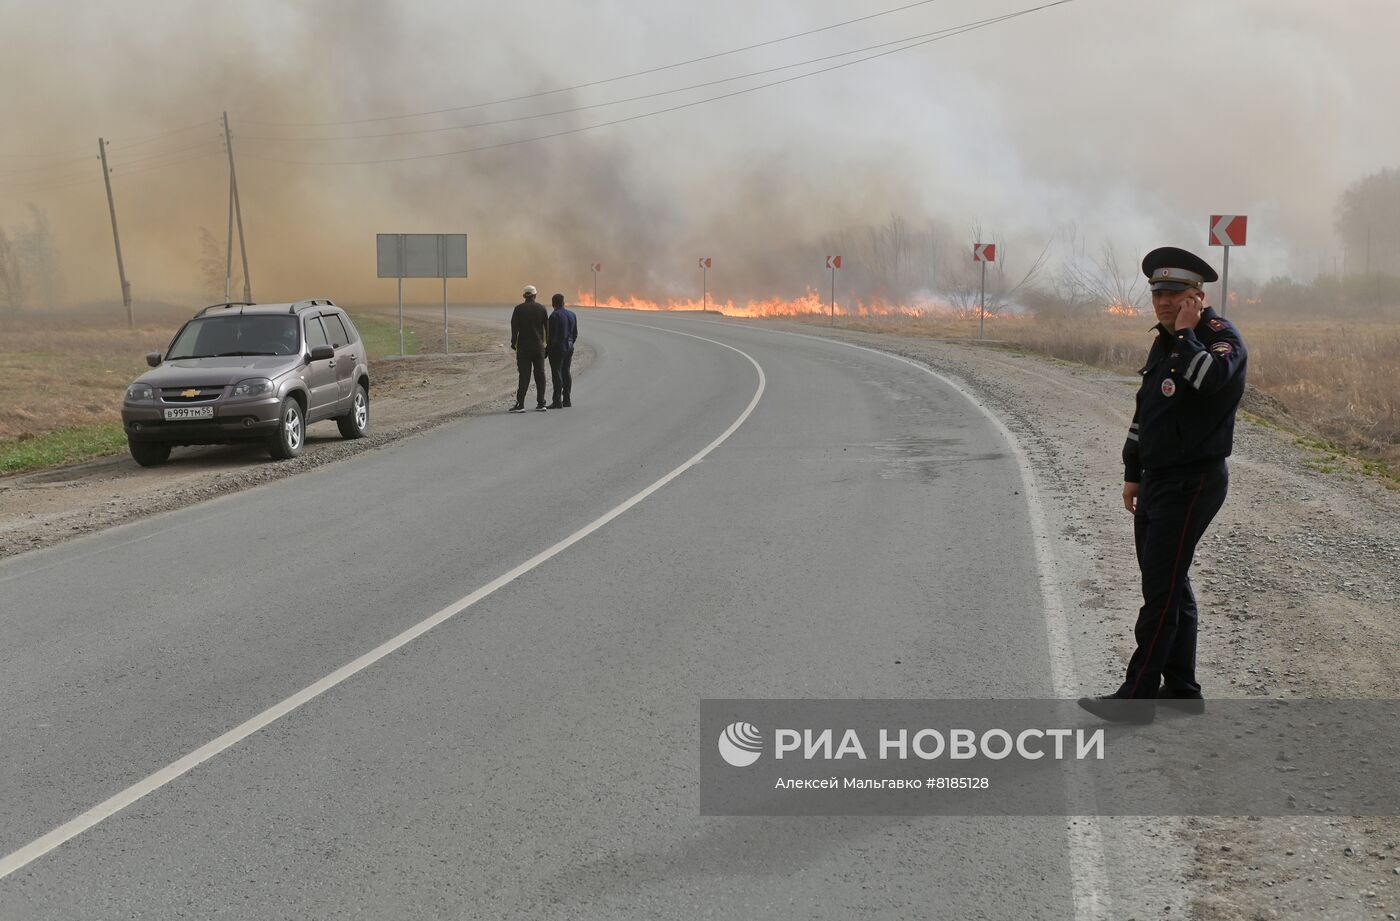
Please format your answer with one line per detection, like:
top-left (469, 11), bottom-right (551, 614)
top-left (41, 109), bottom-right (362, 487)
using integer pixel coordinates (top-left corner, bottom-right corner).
top-left (1, 0), bottom-right (1396, 310)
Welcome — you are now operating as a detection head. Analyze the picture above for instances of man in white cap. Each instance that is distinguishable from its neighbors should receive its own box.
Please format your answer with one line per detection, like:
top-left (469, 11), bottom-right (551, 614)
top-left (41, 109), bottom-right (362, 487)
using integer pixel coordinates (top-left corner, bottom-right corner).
top-left (509, 285), bottom-right (549, 412)
top-left (1080, 246), bottom-right (1248, 723)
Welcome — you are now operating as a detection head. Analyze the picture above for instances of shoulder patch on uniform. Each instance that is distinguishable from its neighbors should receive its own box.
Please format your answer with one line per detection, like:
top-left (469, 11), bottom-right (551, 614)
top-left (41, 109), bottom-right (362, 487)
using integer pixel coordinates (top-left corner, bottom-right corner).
top-left (1207, 318), bottom-right (1228, 332)
top-left (1209, 341), bottom-right (1234, 356)
top-left (1161, 378), bottom-right (1176, 397)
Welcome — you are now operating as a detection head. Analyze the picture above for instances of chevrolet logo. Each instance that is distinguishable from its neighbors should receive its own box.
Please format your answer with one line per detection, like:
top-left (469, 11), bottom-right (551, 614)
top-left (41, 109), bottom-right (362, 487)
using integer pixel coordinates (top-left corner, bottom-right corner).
top-left (181, 389), bottom-right (200, 398)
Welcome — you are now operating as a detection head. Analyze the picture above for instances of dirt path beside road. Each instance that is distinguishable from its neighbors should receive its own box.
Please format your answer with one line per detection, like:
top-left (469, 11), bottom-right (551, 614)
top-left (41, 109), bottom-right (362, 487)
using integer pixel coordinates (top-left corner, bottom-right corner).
top-left (0, 326), bottom-right (593, 560)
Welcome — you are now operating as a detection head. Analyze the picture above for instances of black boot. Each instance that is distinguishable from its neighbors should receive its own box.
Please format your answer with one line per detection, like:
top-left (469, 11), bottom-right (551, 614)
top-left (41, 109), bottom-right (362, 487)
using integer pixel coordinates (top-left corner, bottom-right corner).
top-left (1077, 695), bottom-right (1155, 724)
top-left (1157, 689), bottom-right (1205, 714)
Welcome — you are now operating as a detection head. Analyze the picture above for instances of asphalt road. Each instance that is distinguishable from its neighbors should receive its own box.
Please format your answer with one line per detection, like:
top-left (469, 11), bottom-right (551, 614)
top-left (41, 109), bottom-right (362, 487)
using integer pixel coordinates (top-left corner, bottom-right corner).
top-left (0, 309), bottom-right (1084, 919)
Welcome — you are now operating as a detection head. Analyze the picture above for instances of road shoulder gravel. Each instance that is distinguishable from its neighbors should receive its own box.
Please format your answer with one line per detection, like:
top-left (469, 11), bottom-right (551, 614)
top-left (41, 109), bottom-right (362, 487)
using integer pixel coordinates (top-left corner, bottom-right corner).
top-left (751, 318), bottom-right (1400, 921)
top-left (0, 334), bottom-right (593, 561)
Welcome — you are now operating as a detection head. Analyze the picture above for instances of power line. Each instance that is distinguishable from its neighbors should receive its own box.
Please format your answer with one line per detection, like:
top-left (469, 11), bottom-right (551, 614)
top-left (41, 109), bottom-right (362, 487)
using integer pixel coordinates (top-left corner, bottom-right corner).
top-left (0, 154), bottom-right (96, 177)
top-left (239, 0), bottom-right (952, 129)
top-left (244, 1), bottom-right (1073, 168)
top-left (0, 149), bottom-right (220, 196)
top-left (237, 12), bottom-right (1013, 144)
top-left (113, 139), bottom-right (224, 168)
top-left (0, 134), bottom-right (222, 184)
top-left (0, 120), bottom-right (219, 172)
top-left (106, 118), bottom-right (222, 151)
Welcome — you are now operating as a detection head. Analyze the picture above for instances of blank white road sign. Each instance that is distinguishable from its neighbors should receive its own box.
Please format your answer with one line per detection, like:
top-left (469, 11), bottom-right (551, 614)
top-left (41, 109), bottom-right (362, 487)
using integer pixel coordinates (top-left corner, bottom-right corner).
top-left (377, 234), bottom-right (468, 278)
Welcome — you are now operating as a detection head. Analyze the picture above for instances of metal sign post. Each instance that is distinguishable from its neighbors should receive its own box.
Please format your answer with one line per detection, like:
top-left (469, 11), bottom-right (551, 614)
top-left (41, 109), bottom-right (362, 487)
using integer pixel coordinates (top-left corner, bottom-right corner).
top-left (826, 256), bottom-right (842, 325)
top-left (1220, 247), bottom-right (1231, 317)
top-left (439, 236), bottom-right (448, 352)
top-left (979, 261), bottom-right (986, 339)
top-left (377, 233), bottom-right (468, 356)
top-left (699, 257), bottom-right (712, 311)
top-left (591, 263), bottom-right (601, 306)
top-left (1208, 215), bottom-right (1248, 316)
top-left (397, 235), bottom-right (405, 354)
top-left (973, 243), bottom-right (996, 339)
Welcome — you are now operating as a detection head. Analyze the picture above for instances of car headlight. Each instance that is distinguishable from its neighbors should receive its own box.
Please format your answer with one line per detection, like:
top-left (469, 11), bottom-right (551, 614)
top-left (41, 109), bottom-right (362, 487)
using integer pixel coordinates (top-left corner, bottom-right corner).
top-left (232, 378), bottom-right (275, 398)
top-left (125, 383), bottom-right (155, 402)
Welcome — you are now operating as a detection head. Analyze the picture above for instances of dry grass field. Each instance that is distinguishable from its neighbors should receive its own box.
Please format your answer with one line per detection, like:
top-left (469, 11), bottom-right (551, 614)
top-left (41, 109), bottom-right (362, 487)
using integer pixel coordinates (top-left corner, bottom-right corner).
top-left (0, 304), bottom-right (488, 473)
top-left (811, 310), bottom-right (1400, 472)
top-left (3, 302), bottom-right (1396, 476)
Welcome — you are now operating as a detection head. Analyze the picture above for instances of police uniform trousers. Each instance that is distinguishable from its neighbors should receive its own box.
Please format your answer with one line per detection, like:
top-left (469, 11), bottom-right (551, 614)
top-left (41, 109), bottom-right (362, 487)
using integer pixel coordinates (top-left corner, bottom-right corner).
top-left (548, 350), bottom-right (573, 403)
top-left (1118, 460), bottom-right (1229, 699)
top-left (516, 350), bottom-right (546, 407)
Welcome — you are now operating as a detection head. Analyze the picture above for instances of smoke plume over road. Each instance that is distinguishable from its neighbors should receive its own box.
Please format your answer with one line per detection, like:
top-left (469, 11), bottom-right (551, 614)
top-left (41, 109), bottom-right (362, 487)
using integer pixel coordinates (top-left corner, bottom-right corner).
top-left (1, 0), bottom-right (1396, 310)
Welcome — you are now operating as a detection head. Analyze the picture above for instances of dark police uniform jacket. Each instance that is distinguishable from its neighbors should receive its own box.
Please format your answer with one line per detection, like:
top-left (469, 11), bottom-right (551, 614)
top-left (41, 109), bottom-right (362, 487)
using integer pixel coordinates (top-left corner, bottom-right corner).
top-left (1123, 306), bottom-right (1247, 483)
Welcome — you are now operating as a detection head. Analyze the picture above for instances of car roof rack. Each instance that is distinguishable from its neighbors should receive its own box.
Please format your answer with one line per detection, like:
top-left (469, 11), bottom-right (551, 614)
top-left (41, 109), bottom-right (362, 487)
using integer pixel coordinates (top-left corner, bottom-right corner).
top-left (289, 298), bottom-right (337, 313)
top-left (196, 301), bottom-right (257, 316)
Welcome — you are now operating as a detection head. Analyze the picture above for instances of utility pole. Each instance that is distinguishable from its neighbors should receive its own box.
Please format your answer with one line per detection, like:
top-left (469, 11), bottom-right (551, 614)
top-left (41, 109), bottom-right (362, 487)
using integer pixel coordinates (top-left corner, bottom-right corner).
top-left (224, 174), bottom-right (234, 301)
top-left (222, 112), bottom-right (252, 302)
top-left (98, 138), bottom-right (133, 328)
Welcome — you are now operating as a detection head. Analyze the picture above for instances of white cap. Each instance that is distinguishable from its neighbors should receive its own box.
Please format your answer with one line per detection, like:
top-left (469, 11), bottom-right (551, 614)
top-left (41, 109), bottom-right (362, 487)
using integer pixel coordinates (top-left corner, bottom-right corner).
top-left (522, 285), bottom-right (537, 297)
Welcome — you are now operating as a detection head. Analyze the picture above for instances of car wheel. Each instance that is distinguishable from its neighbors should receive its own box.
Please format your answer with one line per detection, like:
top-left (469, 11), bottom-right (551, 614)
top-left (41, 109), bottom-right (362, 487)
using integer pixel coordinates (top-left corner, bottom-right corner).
top-left (267, 397), bottom-right (305, 460)
top-left (337, 384), bottom-right (368, 439)
top-left (128, 440), bottom-right (171, 467)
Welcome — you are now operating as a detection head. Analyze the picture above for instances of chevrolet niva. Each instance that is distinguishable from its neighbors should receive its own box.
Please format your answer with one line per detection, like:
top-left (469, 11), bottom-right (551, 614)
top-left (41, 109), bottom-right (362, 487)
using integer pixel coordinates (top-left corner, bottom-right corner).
top-left (122, 299), bottom-right (370, 466)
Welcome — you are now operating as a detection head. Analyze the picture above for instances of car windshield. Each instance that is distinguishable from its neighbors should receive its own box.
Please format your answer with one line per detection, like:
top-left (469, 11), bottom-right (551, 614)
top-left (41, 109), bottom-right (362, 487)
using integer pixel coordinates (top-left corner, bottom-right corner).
top-left (166, 315), bottom-right (301, 359)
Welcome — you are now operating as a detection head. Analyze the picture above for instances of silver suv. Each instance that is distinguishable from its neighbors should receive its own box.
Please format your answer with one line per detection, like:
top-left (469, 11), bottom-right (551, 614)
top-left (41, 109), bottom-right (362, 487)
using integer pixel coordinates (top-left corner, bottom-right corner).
top-left (121, 299), bottom-right (370, 466)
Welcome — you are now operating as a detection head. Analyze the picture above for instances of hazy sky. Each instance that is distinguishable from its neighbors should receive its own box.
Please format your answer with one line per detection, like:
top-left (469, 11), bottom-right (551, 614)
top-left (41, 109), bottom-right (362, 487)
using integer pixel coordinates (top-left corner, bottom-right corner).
top-left (1, 0), bottom-right (1397, 307)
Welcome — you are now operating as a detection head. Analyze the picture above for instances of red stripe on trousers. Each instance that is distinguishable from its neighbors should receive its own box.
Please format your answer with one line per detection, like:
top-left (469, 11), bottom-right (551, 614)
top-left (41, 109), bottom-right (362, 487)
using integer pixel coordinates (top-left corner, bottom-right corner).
top-left (1130, 471), bottom-right (1208, 698)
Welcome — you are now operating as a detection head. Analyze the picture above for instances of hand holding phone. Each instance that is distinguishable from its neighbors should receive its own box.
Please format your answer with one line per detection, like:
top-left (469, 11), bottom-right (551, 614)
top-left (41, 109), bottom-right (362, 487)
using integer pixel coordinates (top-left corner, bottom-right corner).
top-left (1174, 291), bottom-right (1204, 331)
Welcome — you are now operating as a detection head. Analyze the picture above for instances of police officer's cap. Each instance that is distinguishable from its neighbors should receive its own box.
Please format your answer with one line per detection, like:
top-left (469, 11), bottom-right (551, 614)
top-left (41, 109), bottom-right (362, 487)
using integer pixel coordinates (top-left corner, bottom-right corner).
top-left (1142, 247), bottom-right (1219, 293)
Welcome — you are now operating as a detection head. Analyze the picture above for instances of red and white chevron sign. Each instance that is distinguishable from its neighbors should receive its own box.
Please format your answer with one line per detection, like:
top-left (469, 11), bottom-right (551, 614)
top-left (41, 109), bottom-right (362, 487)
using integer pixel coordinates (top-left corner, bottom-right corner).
top-left (826, 256), bottom-right (841, 269)
top-left (1209, 215), bottom-right (1248, 247)
top-left (590, 263), bottom-right (601, 272)
top-left (699, 257), bottom-right (712, 269)
top-left (972, 243), bottom-right (996, 262)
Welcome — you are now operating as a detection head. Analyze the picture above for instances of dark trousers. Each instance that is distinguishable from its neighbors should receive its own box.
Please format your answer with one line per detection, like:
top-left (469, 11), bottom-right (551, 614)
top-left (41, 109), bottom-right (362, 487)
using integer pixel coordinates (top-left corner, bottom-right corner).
top-left (548, 350), bottom-right (573, 403)
top-left (516, 351), bottom-right (546, 407)
top-left (1117, 461), bottom-right (1229, 698)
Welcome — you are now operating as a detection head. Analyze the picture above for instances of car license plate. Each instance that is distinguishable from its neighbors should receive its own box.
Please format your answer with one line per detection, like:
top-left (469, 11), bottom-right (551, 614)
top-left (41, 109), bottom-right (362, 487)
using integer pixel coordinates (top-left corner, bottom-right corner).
top-left (163, 406), bottom-right (213, 421)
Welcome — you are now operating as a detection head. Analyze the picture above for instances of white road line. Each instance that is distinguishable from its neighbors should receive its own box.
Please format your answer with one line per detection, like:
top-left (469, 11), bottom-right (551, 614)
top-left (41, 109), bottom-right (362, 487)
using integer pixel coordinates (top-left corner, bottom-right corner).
top-left (0, 325), bottom-right (765, 882)
top-left (604, 314), bottom-right (1114, 921)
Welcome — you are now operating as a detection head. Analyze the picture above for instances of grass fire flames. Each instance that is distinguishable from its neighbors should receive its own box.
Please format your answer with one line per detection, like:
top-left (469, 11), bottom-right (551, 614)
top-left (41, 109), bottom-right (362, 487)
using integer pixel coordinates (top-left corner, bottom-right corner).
top-left (581, 288), bottom-right (934, 319)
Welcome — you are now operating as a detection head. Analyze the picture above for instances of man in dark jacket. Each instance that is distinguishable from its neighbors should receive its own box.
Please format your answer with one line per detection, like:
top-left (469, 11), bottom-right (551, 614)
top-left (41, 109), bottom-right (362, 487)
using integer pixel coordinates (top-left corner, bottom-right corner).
top-left (546, 293), bottom-right (578, 408)
top-left (509, 285), bottom-right (549, 412)
top-left (1080, 246), bottom-right (1247, 723)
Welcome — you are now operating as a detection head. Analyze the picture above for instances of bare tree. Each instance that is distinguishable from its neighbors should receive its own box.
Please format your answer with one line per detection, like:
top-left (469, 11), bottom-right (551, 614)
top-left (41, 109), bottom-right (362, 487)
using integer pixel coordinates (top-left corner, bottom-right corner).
top-left (0, 227), bottom-right (22, 314)
top-left (860, 214), bottom-right (915, 301)
top-left (941, 223), bottom-right (1055, 316)
top-left (1336, 166), bottom-right (1400, 277)
top-left (14, 204), bottom-right (62, 310)
top-left (1056, 233), bottom-right (1147, 316)
top-left (196, 227), bottom-right (227, 300)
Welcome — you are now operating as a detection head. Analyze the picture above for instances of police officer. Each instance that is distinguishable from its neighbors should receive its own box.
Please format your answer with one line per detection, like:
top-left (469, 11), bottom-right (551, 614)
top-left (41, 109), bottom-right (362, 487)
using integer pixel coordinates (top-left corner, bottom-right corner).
top-left (1079, 247), bottom-right (1247, 723)
top-left (509, 285), bottom-right (550, 412)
